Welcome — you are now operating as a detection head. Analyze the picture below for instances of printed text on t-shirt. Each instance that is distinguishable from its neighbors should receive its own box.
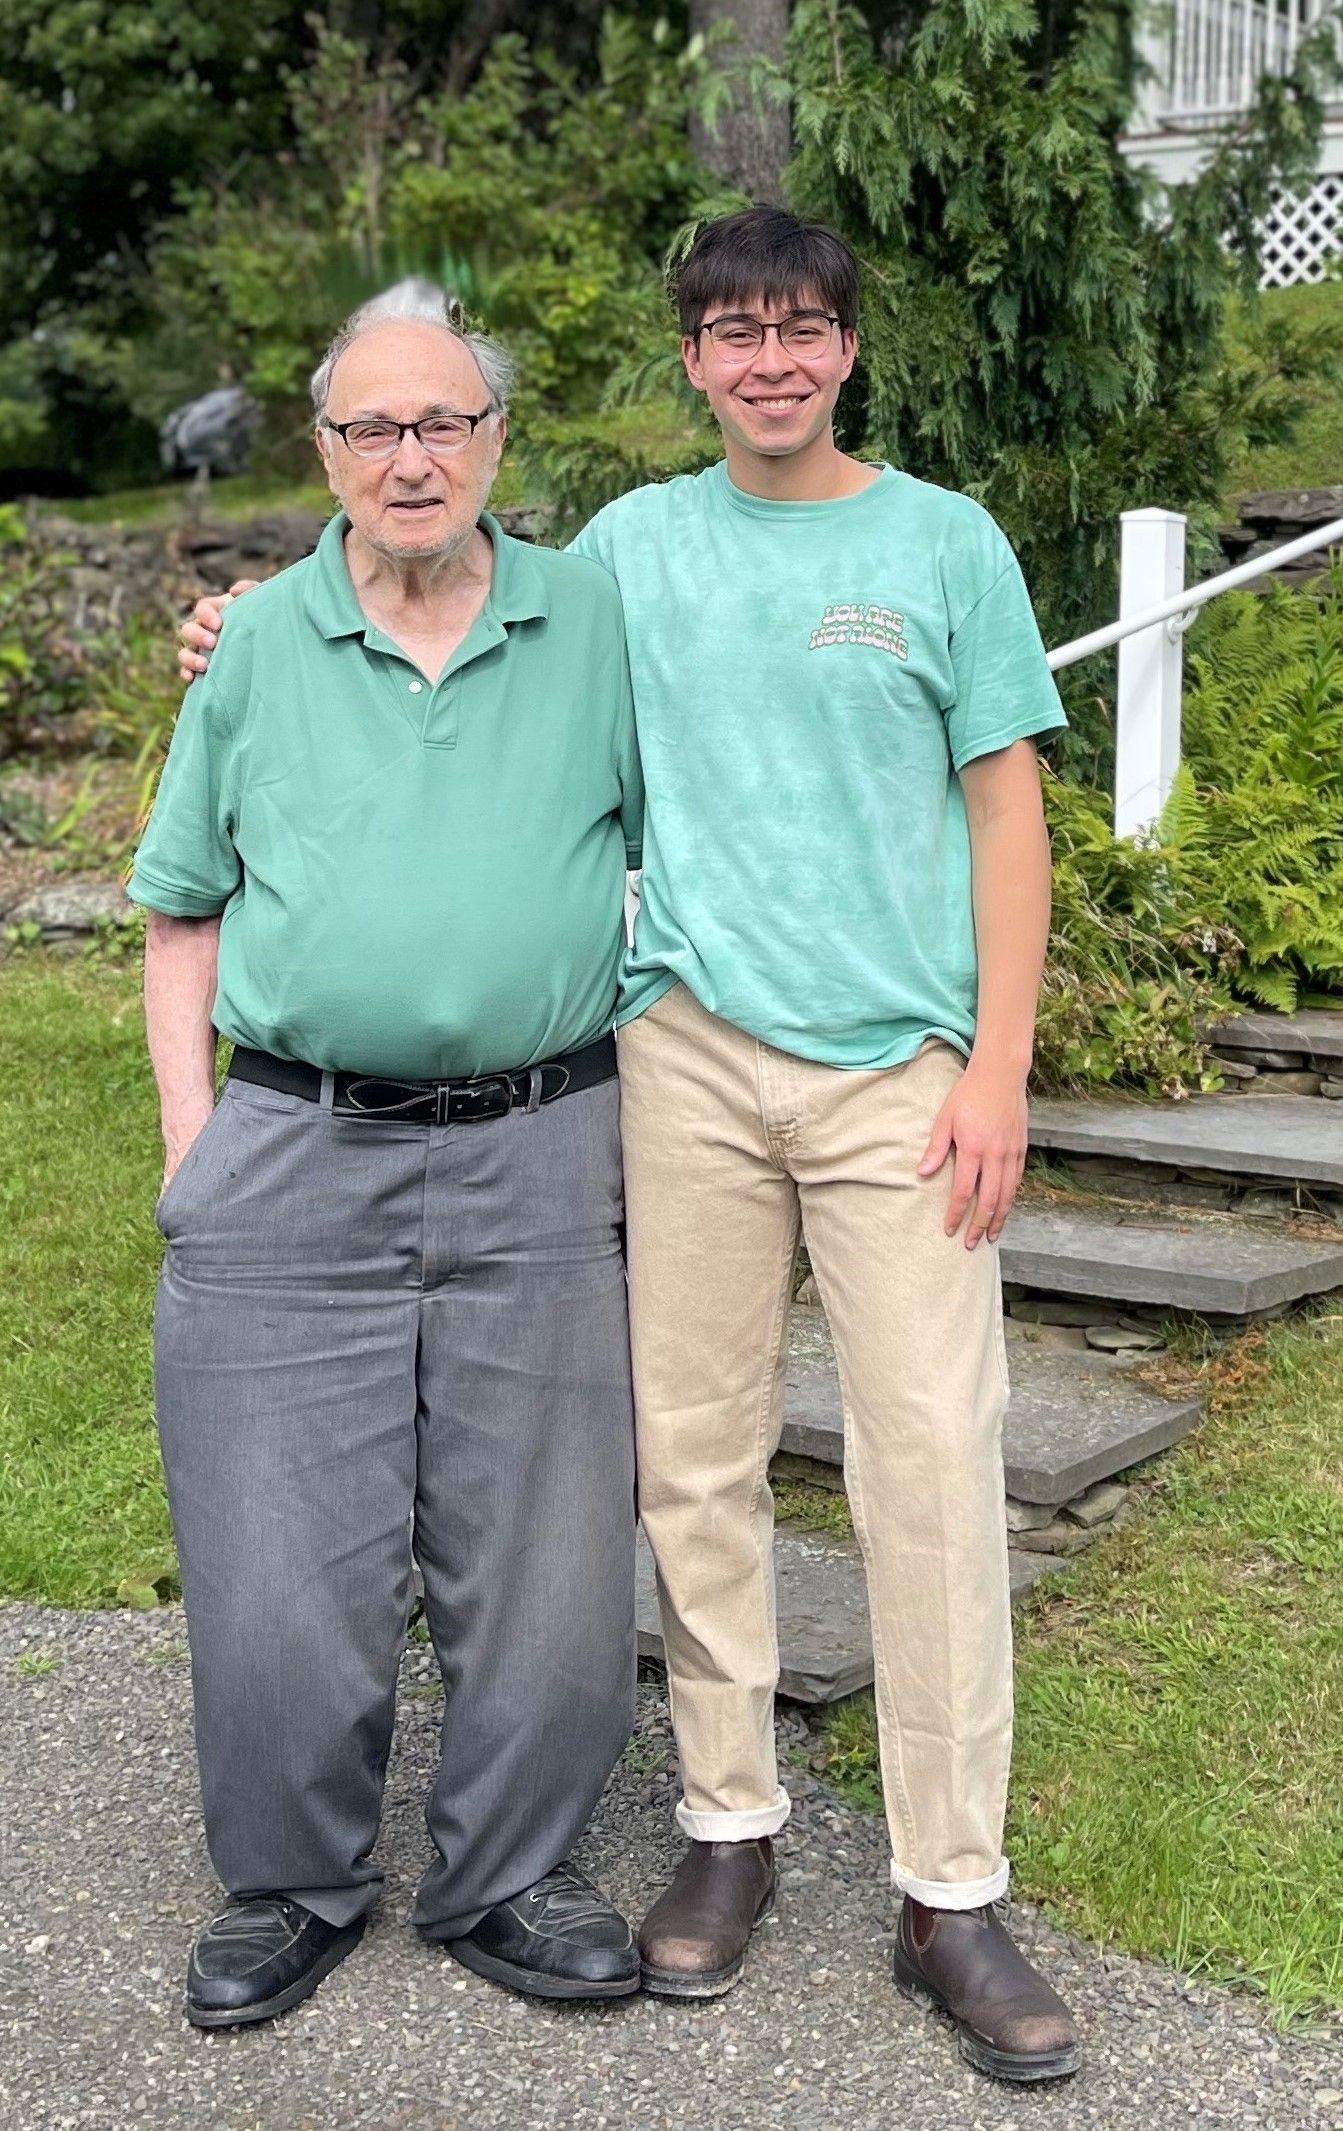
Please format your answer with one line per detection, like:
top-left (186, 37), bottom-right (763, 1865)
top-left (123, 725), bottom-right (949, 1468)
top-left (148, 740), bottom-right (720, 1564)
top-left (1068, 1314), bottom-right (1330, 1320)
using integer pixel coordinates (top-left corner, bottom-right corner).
top-left (807, 603), bottom-right (909, 659)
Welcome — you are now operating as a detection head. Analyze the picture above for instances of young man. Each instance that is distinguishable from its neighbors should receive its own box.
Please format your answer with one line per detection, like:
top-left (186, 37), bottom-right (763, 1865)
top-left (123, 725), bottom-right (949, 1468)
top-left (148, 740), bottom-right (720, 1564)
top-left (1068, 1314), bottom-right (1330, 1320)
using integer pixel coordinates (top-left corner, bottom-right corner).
top-left (568, 206), bottom-right (1078, 2084)
top-left (180, 208), bottom-right (1078, 2080)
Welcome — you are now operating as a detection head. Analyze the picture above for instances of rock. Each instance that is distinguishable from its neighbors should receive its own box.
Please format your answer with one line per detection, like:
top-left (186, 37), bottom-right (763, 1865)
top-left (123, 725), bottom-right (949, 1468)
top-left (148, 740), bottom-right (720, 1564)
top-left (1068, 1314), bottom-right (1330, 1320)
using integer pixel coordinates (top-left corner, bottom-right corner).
top-left (1323, 1079), bottom-right (1343, 1100)
top-left (1236, 485), bottom-right (1343, 532)
top-left (1008, 1298), bottom-right (1118, 1327)
top-left (1011, 1520), bottom-right (1097, 1556)
top-left (1212, 1046), bottom-right (1307, 1071)
top-left (1238, 1186), bottom-right (1300, 1215)
top-left (8, 878), bottom-right (130, 937)
top-left (1005, 1498), bottom-right (1057, 1532)
top-left (1209, 1053), bottom-right (1258, 1082)
top-left (1086, 1325), bottom-right (1166, 1353)
top-left (1063, 1479), bottom-right (1131, 1528)
top-left (794, 1274), bottom-right (821, 1307)
top-left (1006, 1320), bottom-right (1093, 1351)
top-left (1251, 1071), bottom-right (1323, 1097)
top-left (1209, 1008), bottom-right (1343, 1062)
top-left (785, 1315), bottom-right (1203, 1506)
top-left (1030, 1091), bottom-right (1343, 1189)
top-left (1004, 1203), bottom-right (1343, 1315)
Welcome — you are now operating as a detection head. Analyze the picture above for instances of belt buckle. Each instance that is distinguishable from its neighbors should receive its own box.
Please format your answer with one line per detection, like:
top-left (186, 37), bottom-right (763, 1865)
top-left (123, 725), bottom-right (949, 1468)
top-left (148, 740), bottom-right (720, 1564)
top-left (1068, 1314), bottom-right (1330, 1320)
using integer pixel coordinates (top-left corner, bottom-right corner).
top-left (450, 1072), bottom-right (515, 1123)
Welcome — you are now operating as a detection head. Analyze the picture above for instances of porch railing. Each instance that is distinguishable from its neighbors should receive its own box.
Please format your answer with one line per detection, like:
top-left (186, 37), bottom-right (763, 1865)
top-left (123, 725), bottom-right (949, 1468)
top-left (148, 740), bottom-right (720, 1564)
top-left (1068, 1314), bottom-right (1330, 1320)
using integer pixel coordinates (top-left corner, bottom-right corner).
top-left (1140, 0), bottom-right (1334, 128)
top-left (1046, 507), bottom-right (1343, 836)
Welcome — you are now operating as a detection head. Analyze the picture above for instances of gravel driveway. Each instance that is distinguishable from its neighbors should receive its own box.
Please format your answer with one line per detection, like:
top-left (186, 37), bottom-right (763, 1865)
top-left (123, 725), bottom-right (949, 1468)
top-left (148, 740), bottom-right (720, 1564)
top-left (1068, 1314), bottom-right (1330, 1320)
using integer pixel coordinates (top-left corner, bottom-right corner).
top-left (2, 1602), bottom-right (1339, 2131)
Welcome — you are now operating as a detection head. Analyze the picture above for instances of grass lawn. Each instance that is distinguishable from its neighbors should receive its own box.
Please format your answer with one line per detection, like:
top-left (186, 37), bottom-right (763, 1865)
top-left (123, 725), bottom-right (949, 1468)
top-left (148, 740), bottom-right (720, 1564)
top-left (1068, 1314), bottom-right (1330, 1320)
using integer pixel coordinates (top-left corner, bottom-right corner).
top-left (814, 1322), bottom-right (1343, 2023)
top-left (0, 956), bottom-right (172, 1604)
top-left (3, 955), bottom-right (1342, 2021)
top-left (1226, 280), bottom-right (1343, 503)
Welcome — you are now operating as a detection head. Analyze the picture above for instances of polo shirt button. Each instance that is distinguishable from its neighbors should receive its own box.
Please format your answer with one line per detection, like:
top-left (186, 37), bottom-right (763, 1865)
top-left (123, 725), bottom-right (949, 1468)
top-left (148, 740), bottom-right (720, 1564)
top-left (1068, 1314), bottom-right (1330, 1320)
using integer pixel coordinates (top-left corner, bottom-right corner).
top-left (408, 680), bottom-right (424, 693)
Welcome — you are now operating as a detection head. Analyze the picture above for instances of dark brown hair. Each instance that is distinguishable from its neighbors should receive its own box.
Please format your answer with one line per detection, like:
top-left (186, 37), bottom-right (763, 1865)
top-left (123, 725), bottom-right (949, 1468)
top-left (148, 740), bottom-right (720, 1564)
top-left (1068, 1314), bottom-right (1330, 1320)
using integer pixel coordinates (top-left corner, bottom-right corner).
top-left (672, 206), bottom-right (860, 336)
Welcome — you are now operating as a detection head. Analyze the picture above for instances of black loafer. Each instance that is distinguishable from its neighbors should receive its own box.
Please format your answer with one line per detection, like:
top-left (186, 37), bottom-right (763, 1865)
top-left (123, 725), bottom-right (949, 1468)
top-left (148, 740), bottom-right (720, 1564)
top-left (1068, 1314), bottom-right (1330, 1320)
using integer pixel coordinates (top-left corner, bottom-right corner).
top-left (443, 1861), bottom-right (639, 2001)
top-left (185, 1895), bottom-right (366, 2028)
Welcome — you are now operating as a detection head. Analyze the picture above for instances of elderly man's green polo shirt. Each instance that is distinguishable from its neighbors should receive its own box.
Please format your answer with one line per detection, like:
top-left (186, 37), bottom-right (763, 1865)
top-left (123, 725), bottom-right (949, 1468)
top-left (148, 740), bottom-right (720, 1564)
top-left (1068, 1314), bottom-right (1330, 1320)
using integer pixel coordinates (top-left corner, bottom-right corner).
top-left (128, 512), bottom-right (643, 1079)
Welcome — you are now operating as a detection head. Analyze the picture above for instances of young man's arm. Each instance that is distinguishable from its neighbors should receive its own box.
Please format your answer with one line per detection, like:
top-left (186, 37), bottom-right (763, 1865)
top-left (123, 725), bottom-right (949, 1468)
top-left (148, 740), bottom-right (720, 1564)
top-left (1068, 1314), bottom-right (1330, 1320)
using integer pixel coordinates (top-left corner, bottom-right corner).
top-left (144, 913), bottom-right (221, 1185)
top-left (917, 738), bottom-right (1051, 1249)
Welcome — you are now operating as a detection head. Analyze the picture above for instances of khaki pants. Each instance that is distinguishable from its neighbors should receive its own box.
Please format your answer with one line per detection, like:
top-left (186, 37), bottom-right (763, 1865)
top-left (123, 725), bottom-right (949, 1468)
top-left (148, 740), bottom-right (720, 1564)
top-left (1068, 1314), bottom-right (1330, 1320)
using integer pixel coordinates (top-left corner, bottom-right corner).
top-left (618, 982), bottom-right (1013, 1908)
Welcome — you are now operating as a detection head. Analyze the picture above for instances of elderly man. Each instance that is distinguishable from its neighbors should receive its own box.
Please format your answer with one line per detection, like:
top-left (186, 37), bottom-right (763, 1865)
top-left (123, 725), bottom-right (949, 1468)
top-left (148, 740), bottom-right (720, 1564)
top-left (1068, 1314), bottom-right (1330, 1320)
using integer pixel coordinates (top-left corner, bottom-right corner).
top-left (130, 290), bottom-right (644, 2026)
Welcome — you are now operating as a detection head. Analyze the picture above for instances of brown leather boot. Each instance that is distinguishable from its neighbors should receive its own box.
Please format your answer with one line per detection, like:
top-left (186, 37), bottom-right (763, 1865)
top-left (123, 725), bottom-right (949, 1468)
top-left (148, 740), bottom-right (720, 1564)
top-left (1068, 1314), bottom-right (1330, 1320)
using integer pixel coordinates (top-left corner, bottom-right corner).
top-left (892, 1897), bottom-right (1080, 2083)
top-left (638, 1839), bottom-right (776, 1998)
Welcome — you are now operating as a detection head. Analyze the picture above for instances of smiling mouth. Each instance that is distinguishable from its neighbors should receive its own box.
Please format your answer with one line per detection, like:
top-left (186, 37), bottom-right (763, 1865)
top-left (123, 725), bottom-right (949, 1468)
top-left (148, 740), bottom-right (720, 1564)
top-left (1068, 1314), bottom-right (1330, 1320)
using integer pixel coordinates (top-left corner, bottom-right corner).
top-left (740, 394), bottom-right (812, 410)
top-left (387, 498), bottom-right (444, 511)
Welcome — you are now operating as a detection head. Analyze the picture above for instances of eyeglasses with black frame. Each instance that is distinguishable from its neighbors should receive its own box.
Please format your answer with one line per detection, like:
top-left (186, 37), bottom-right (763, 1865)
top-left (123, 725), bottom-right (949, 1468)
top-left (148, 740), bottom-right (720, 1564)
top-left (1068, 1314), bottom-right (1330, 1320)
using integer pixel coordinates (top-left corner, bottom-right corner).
top-left (696, 311), bottom-right (841, 361)
top-left (321, 410), bottom-right (495, 460)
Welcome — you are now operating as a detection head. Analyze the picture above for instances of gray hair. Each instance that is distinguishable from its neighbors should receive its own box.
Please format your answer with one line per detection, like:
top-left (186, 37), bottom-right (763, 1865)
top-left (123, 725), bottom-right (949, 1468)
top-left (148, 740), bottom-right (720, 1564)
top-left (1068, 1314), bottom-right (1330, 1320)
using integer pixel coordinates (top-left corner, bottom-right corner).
top-left (309, 277), bottom-right (516, 419)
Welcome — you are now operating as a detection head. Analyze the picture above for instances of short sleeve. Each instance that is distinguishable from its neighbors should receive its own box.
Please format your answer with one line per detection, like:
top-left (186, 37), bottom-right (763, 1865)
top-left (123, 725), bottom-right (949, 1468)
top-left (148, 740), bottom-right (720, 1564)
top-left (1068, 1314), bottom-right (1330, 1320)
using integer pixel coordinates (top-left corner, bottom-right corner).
top-left (946, 556), bottom-right (1068, 772)
top-left (566, 509), bottom-right (616, 578)
top-left (126, 674), bottom-right (241, 916)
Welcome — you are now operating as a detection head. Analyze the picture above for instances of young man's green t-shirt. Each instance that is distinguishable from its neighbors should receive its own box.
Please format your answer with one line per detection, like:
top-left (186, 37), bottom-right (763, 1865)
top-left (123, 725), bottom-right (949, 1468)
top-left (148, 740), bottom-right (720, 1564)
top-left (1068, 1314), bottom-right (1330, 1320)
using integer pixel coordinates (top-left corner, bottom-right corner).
top-left (569, 460), bottom-right (1066, 1072)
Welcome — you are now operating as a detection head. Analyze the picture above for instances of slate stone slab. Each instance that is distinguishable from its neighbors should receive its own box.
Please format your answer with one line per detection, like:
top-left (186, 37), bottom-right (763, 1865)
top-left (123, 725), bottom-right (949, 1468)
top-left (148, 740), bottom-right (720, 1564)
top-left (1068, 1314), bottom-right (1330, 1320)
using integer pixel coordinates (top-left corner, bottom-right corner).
top-left (1001, 1205), bottom-right (1343, 1314)
top-left (635, 1529), bottom-right (1060, 1706)
top-left (781, 1314), bottom-right (1202, 1508)
top-left (1030, 1093), bottom-right (1343, 1189)
top-left (1209, 1008), bottom-right (1343, 1064)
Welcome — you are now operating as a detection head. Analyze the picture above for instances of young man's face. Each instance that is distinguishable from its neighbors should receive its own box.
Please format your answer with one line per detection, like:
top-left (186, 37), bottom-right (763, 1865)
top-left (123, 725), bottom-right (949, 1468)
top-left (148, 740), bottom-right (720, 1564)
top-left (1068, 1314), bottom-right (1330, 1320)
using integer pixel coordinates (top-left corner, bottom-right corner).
top-left (681, 287), bottom-right (857, 461)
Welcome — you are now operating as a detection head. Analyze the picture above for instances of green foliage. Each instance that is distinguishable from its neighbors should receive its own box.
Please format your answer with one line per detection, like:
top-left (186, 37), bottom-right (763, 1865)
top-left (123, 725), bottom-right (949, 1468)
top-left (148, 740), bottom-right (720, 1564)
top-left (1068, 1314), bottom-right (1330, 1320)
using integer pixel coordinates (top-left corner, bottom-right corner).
top-left (1036, 581), bottom-right (1343, 1090)
top-left (781, 0), bottom-right (1343, 766)
top-left (1038, 770), bottom-right (1233, 1094)
top-left (812, 1312), bottom-right (1343, 2020)
top-left (0, 513), bottom-right (92, 761)
top-left (1165, 578), bottom-right (1343, 1012)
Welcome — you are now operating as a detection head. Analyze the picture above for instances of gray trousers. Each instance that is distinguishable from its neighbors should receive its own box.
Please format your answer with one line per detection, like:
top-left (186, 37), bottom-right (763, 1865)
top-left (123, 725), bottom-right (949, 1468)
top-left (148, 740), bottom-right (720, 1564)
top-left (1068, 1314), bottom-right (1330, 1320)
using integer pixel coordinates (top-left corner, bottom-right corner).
top-left (153, 1075), bottom-right (636, 1937)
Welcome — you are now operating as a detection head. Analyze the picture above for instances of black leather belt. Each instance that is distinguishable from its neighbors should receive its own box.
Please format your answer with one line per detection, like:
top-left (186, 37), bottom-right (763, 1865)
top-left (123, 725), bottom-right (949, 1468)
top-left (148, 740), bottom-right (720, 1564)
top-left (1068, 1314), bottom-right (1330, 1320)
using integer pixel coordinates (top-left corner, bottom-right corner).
top-left (227, 1032), bottom-right (616, 1124)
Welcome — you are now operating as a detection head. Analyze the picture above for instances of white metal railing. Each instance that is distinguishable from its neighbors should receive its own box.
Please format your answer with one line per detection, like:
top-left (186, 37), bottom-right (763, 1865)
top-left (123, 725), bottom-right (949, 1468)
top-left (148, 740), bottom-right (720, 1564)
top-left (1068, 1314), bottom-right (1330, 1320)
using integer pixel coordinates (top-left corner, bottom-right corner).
top-left (1142, 0), bottom-right (1336, 127)
top-left (1047, 507), bottom-right (1343, 836)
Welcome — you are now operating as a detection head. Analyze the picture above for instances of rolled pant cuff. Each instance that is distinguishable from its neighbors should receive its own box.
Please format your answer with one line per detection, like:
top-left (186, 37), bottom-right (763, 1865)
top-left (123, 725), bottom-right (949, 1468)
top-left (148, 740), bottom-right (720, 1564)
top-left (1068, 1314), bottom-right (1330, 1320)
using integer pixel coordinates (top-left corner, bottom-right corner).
top-left (675, 1787), bottom-right (791, 1842)
top-left (890, 1858), bottom-right (1010, 1910)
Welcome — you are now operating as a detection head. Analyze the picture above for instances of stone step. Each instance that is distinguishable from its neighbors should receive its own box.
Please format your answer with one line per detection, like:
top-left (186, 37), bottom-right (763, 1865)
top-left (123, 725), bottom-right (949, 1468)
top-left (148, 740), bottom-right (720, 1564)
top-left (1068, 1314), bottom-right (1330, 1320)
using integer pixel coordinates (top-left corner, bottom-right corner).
top-left (1210, 1008), bottom-right (1343, 1064)
top-left (1001, 1204), bottom-right (1343, 1316)
top-left (1029, 1093), bottom-right (1343, 1190)
top-left (782, 1308), bottom-right (1201, 1506)
top-left (635, 1528), bottom-right (1061, 1707)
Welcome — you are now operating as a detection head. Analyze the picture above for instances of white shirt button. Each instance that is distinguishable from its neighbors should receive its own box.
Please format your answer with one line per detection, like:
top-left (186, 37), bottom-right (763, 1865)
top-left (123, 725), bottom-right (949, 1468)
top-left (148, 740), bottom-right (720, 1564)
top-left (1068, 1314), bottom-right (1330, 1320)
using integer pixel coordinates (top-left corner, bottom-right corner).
top-left (408, 680), bottom-right (424, 694)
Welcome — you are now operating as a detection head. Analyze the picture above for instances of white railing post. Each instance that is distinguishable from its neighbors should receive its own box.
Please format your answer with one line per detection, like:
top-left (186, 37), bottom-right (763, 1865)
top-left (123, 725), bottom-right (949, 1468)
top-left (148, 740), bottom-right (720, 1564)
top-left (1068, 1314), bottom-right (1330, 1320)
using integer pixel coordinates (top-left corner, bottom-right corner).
top-left (1114, 508), bottom-right (1187, 838)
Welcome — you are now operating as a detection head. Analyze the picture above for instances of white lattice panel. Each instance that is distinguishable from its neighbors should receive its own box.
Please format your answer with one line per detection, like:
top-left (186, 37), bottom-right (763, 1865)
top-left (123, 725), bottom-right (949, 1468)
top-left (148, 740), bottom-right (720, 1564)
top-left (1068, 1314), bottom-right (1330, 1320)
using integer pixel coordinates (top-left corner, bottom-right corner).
top-left (1258, 175), bottom-right (1343, 286)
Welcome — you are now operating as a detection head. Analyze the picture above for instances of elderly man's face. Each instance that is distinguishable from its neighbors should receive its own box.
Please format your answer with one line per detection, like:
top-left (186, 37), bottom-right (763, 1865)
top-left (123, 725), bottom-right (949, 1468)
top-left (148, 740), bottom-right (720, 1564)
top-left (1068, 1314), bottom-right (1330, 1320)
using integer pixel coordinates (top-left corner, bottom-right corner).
top-left (317, 321), bottom-right (507, 563)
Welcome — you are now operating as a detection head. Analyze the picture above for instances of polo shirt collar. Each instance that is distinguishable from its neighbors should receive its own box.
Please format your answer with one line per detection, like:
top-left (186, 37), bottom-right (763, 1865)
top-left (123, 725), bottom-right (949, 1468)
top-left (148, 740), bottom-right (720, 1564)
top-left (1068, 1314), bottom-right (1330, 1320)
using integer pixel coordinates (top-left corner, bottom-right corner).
top-left (303, 509), bottom-right (549, 641)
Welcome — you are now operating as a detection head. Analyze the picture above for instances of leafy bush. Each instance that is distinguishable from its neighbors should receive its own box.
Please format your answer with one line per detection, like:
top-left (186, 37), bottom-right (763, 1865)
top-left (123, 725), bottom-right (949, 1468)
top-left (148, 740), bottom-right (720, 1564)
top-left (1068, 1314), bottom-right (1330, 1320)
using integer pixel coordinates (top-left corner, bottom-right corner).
top-left (781, 0), bottom-right (1343, 776)
top-left (1168, 576), bottom-right (1343, 1012)
top-left (0, 509), bottom-right (94, 760)
top-left (1036, 770), bottom-right (1233, 1094)
top-left (1035, 578), bottom-right (1343, 1091)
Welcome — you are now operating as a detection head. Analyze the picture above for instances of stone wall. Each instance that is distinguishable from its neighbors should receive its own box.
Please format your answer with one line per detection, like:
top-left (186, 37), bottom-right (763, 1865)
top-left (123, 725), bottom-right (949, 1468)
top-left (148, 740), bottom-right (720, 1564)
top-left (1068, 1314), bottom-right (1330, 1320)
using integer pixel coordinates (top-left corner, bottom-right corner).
top-left (43, 503), bottom-right (551, 632)
top-left (1216, 486), bottom-right (1343, 587)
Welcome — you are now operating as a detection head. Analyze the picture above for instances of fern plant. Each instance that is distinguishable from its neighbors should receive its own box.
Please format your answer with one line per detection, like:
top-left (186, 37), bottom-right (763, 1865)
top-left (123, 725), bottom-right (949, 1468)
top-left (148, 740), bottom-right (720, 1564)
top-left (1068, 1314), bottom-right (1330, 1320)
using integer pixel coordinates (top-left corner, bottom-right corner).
top-left (1164, 576), bottom-right (1343, 1013)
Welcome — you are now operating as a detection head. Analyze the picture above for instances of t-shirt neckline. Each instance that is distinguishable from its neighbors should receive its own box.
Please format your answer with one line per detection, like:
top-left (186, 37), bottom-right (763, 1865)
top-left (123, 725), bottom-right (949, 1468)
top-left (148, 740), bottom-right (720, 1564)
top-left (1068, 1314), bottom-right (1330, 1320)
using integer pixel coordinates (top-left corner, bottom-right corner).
top-left (716, 459), bottom-right (896, 521)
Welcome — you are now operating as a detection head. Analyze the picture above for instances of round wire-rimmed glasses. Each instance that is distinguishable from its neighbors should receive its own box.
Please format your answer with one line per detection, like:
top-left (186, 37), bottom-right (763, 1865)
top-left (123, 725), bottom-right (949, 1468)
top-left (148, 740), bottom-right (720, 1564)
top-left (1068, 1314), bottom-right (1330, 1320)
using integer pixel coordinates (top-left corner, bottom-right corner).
top-left (696, 311), bottom-right (841, 361)
top-left (321, 411), bottom-right (494, 459)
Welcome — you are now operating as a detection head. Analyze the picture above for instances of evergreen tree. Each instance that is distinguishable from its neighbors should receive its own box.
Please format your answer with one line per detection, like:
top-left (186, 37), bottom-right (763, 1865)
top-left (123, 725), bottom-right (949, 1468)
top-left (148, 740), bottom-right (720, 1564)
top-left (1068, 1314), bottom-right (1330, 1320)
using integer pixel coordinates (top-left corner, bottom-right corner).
top-left (782, 0), bottom-right (1341, 765)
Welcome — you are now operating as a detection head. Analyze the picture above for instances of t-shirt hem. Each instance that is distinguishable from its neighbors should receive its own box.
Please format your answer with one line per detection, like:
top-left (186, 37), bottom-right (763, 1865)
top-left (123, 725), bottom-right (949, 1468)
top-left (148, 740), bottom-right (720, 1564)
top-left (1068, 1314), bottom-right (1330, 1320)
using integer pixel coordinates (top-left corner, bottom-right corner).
top-left (615, 970), bottom-right (679, 1028)
top-left (951, 710), bottom-right (1068, 773)
top-left (617, 971), bottom-right (972, 1069)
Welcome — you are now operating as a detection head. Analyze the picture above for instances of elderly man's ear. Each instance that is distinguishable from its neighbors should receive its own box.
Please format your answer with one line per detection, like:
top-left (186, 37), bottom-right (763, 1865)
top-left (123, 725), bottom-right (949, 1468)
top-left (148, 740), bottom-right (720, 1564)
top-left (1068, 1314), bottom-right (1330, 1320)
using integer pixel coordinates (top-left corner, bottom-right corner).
top-left (178, 582), bottom-right (259, 686)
